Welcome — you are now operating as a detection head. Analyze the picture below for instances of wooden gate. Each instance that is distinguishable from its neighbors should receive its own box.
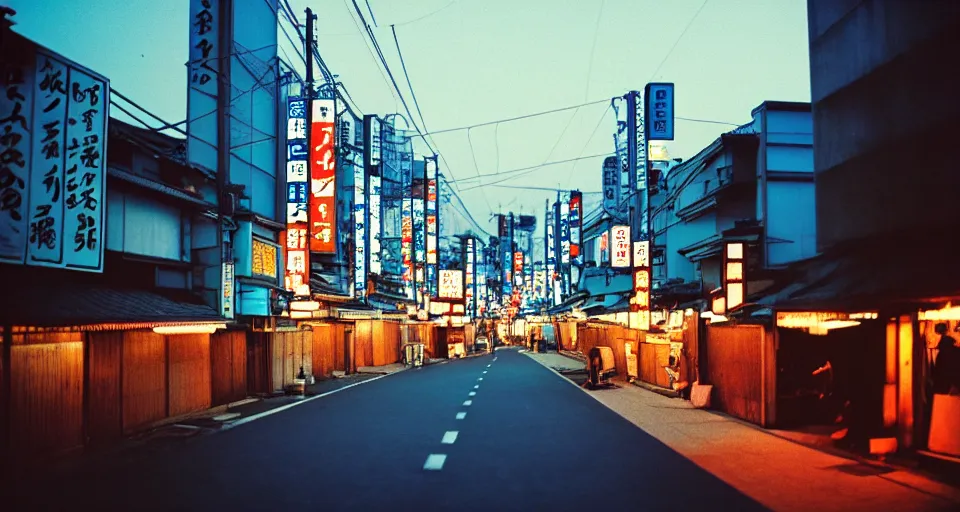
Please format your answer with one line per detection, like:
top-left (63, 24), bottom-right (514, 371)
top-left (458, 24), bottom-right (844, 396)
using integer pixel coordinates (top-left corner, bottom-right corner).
top-left (704, 324), bottom-right (776, 426)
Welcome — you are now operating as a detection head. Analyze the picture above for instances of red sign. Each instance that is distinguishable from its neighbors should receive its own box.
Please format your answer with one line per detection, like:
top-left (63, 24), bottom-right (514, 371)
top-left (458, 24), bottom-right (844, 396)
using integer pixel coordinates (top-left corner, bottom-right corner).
top-left (283, 224), bottom-right (310, 297)
top-left (309, 100), bottom-right (337, 253)
top-left (513, 251), bottom-right (524, 273)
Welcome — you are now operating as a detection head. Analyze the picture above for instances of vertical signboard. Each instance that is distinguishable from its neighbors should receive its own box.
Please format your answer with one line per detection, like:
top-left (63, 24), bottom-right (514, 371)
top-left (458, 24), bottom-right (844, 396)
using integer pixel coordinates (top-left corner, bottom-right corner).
top-left (631, 241), bottom-right (651, 330)
top-left (545, 207), bottom-right (556, 301)
top-left (600, 231), bottom-right (609, 264)
top-left (353, 162), bottom-right (366, 298)
top-left (569, 191), bottom-right (582, 264)
top-left (0, 39), bottom-right (109, 272)
top-left (559, 202), bottom-right (570, 265)
top-left (465, 238), bottom-right (475, 317)
top-left (284, 96), bottom-right (310, 296)
top-left (724, 242), bottom-right (746, 311)
top-left (221, 260), bottom-right (235, 319)
top-left (438, 269), bottom-right (464, 300)
top-left (644, 83), bottom-right (675, 141)
top-left (601, 156), bottom-right (620, 215)
top-left (187, 0), bottom-right (219, 172)
top-left (310, 99), bottom-right (337, 253)
top-left (610, 225), bottom-right (631, 268)
top-left (412, 175), bottom-right (426, 303)
top-left (498, 214), bottom-right (511, 298)
top-left (425, 157), bottom-right (438, 296)
top-left (369, 175), bottom-right (382, 274)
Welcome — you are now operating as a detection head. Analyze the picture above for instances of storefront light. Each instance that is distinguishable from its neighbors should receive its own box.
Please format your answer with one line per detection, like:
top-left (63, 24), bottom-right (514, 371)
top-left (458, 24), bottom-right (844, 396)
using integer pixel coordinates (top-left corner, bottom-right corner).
top-left (290, 311), bottom-right (313, 319)
top-left (290, 300), bottom-right (321, 311)
top-left (819, 319), bottom-right (861, 330)
top-left (153, 323), bottom-right (227, 335)
top-left (918, 304), bottom-right (960, 321)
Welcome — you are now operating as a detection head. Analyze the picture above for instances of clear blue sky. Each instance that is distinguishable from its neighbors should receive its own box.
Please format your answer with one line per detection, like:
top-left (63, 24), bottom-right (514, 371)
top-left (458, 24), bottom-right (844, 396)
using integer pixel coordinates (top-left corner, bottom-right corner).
top-left (9, 0), bottom-right (811, 234)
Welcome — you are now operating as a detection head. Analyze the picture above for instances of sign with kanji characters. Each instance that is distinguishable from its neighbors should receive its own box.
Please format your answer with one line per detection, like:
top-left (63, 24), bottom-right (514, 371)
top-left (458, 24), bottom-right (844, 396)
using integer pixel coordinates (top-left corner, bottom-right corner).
top-left (438, 269), bottom-right (464, 300)
top-left (723, 241), bottom-right (746, 311)
top-left (644, 83), bottom-right (675, 141)
top-left (633, 240), bottom-right (650, 268)
top-left (283, 225), bottom-right (310, 297)
top-left (187, 0), bottom-right (219, 172)
top-left (283, 95), bottom-right (311, 295)
top-left (0, 36), bottom-right (109, 273)
top-left (569, 191), bottom-right (582, 261)
top-left (309, 99), bottom-right (337, 253)
top-left (631, 240), bottom-right (651, 329)
top-left (602, 156), bottom-right (620, 214)
top-left (610, 225), bottom-right (631, 268)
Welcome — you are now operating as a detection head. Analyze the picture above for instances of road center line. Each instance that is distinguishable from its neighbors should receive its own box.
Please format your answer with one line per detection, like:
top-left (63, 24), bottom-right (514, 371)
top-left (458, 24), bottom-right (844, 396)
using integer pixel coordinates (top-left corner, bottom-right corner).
top-left (441, 431), bottom-right (459, 444)
top-left (482, 370), bottom-right (487, 374)
top-left (487, 364), bottom-right (491, 368)
top-left (456, 412), bottom-right (467, 420)
top-left (469, 391), bottom-right (476, 396)
top-left (423, 454), bottom-right (447, 471)
top-left (474, 384), bottom-right (479, 389)
top-left (463, 400), bottom-right (473, 406)
top-left (478, 377), bottom-right (483, 381)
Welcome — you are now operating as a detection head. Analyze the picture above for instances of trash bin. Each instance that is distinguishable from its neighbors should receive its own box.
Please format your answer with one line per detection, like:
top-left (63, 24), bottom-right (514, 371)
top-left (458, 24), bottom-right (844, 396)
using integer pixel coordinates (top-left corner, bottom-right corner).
top-left (587, 346), bottom-right (616, 386)
top-left (404, 343), bottom-right (425, 367)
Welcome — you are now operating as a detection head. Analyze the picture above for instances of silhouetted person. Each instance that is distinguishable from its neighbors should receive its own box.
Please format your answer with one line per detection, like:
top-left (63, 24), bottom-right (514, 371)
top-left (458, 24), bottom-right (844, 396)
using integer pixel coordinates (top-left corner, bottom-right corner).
top-left (933, 323), bottom-right (960, 394)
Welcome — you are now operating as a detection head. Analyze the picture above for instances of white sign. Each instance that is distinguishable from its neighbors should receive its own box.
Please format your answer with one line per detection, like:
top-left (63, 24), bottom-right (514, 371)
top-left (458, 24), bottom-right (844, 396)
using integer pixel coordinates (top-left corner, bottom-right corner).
top-left (221, 261), bottom-right (235, 319)
top-left (369, 176), bottom-right (382, 274)
top-left (633, 240), bottom-right (650, 268)
top-left (610, 225), bottom-right (631, 268)
top-left (438, 269), bottom-right (464, 300)
top-left (353, 162), bottom-right (366, 298)
top-left (645, 83), bottom-right (675, 141)
top-left (0, 41), bottom-right (109, 272)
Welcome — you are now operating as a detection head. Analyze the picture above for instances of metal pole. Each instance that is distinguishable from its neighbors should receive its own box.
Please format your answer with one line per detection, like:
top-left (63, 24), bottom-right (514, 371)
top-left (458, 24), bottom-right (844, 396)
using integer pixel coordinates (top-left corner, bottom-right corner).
top-left (304, 7), bottom-right (315, 295)
top-left (626, 90), bottom-right (639, 244)
top-left (217, 0), bottom-right (234, 317)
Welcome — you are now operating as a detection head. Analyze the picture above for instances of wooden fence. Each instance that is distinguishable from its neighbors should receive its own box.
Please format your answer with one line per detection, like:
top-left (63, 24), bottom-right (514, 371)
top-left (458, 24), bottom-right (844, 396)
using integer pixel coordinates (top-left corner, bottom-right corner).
top-left (576, 323), bottom-right (641, 380)
top-left (704, 324), bottom-right (776, 427)
top-left (211, 330), bottom-right (246, 406)
top-left (311, 323), bottom-right (346, 378)
top-left (402, 323), bottom-right (441, 358)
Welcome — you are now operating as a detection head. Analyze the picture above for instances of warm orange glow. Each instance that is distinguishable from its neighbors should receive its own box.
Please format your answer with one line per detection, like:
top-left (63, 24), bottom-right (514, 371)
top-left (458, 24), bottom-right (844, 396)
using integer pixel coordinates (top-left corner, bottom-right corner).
top-left (726, 242), bottom-right (743, 260)
top-left (711, 296), bottom-right (726, 315)
top-left (290, 311), bottom-right (313, 319)
top-left (153, 323), bottom-right (227, 334)
top-left (883, 384), bottom-right (897, 428)
top-left (726, 282), bottom-right (744, 310)
top-left (776, 311), bottom-right (877, 329)
top-left (726, 261), bottom-right (743, 281)
top-left (918, 304), bottom-right (960, 321)
top-left (885, 320), bottom-right (897, 384)
top-left (898, 315), bottom-right (914, 448)
top-left (290, 300), bottom-right (321, 311)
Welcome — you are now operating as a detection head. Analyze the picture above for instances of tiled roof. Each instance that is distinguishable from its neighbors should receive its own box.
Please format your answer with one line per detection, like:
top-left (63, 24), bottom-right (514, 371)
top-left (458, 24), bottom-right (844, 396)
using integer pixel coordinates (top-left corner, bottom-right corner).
top-left (3, 285), bottom-right (223, 328)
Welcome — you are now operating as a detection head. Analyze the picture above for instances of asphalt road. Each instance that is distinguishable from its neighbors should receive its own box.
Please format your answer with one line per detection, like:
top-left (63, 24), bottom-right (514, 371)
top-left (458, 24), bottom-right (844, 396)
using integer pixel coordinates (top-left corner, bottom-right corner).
top-left (9, 347), bottom-right (764, 511)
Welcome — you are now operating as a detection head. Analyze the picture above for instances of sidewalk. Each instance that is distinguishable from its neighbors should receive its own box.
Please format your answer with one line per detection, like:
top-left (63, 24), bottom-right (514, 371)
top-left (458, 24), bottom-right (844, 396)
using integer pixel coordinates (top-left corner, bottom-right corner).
top-left (524, 352), bottom-right (960, 512)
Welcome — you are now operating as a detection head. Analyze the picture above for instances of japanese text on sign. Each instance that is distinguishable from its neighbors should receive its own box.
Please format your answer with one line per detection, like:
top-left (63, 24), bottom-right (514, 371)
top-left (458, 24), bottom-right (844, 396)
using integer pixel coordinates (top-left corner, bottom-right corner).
top-left (438, 269), bottom-right (464, 300)
top-left (610, 225), bottom-right (630, 268)
top-left (310, 99), bottom-right (337, 253)
top-left (252, 239), bottom-right (278, 279)
top-left (0, 39), bottom-right (109, 273)
top-left (644, 83), bottom-right (675, 141)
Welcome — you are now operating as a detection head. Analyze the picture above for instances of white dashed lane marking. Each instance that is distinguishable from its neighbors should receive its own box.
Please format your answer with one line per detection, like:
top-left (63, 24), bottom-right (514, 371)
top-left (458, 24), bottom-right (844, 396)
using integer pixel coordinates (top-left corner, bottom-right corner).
top-left (423, 454), bottom-right (446, 471)
top-left (441, 431), bottom-right (459, 444)
top-left (478, 377), bottom-right (483, 381)
top-left (469, 391), bottom-right (476, 396)
top-left (483, 370), bottom-right (487, 374)
top-left (463, 400), bottom-right (473, 406)
top-left (456, 412), bottom-right (467, 420)
top-left (487, 364), bottom-right (491, 368)
top-left (473, 385), bottom-right (479, 389)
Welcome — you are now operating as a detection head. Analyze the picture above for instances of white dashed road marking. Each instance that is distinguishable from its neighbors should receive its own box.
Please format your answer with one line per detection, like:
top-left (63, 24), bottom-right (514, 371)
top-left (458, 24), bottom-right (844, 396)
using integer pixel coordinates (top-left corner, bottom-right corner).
top-left (474, 385), bottom-right (479, 389)
top-left (441, 431), bottom-right (459, 444)
top-left (423, 454), bottom-right (446, 471)
top-left (487, 364), bottom-right (491, 368)
top-left (483, 370), bottom-right (487, 374)
top-left (469, 391), bottom-right (476, 396)
top-left (463, 400), bottom-right (473, 406)
top-left (456, 412), bottom-right (467, 420)
top-left (478, 377), bottom-right (483, 381)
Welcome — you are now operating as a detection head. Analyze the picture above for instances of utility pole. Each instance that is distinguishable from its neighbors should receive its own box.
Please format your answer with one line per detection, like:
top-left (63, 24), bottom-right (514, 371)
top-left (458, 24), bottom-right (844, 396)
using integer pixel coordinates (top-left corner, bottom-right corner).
top-left (303, 6), bottom-right (316, 296)
top-left (217, 0), bottom-right (235, 319)
top-left (626, 90), bottom-right (641, 247)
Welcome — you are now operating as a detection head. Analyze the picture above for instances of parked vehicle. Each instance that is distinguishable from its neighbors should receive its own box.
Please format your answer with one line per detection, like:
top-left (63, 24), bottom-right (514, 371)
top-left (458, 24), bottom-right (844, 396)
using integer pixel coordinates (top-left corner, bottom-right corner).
top-left (475, 336), bottom-right (489, 352)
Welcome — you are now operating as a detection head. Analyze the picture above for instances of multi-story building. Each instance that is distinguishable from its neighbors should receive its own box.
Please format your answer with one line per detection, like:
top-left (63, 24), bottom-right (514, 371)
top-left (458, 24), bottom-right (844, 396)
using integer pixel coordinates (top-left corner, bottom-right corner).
top-left (755, 0), bottom-right (960, 462)
top-left (651, 101), bottom-right (815, 307)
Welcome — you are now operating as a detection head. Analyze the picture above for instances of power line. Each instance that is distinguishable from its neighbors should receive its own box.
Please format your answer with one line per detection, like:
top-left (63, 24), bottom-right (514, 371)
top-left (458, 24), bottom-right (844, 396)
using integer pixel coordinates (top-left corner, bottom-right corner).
top-left (341, 0), bottom-right (401, 110)
top-left (391, 0), bottom-right (458, 27)
top-left (423, 98), bottom-right (609, 137)
top-left (390, 25), bottom-right (429, 133)
top-left (489, 184), bottom-right (603, 193)
top-left (566, 103), bottom-right (613, 188)
top-left (454, 152), bottom-right (613, 190)
top-left (583, 0), bottom-right (606, 102)
top-left (648, 0), bottom-right (710, 82)
top-left (364, 0), bottom-right (379, 27)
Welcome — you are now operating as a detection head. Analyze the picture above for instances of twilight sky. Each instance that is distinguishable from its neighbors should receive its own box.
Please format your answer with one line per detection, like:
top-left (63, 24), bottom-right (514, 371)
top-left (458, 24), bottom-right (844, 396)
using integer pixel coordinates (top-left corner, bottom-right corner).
top-left (8, 0), bottom-right (811, 237)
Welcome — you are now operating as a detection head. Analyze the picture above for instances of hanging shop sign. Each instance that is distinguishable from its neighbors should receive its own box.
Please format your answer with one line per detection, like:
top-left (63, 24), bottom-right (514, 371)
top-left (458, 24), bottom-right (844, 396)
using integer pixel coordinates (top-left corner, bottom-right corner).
top-left (644, 82), bottom-right (675, 141)
top-left (283, 96), bottom-right (310, 296)
top-left (723, 241), bottom-right (745, 311)
top-left (309, 99), bottom-right (337, 253)
top-left (187, 0), bottom-right (219, 173)
top-left (610, 225), bottom-right (631, 268)
top-left (353, 162), bottom-right (366, 298)
top-left (0, 37), bottom-right (110, 272)
top-left (438, 269), bottom-right (465, 301)
top-left (569, 191), bottom-right (582, 262)
top-left (631, 240), bottom-right (651, 330)
top-left (559, 202), bottom-right (570, 264)
top-left (251, 239), bottom-right (279, 280)
top-left (221, 261), bottom-right (235, 319)
top-left (369, 175), bottom-right (382, 275)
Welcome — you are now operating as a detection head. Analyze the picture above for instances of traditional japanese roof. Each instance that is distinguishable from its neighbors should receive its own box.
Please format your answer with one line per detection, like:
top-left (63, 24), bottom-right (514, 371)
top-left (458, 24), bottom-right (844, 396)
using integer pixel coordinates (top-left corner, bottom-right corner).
top-left (2, 285), bottom-right (224, 330)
